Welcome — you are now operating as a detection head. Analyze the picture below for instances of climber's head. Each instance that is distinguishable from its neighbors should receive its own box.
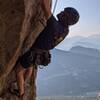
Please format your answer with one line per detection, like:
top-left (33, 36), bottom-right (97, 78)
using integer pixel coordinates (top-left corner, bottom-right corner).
top-left (57, 7), bottom-right (80, 26)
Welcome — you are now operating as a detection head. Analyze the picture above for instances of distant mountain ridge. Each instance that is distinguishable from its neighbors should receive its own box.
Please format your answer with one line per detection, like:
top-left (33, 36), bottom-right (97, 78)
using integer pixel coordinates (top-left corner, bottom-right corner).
top-left (56, 34), bottom-right (100, 51)
top-left (37, 47), bottom-right (100, 96)
top-left (70, 46), bottom-right (100, 58)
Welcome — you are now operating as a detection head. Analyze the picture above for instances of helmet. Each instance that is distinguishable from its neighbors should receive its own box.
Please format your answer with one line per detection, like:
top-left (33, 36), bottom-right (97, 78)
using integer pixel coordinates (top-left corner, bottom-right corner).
top-left (64, 7), bottom-right (80, 25)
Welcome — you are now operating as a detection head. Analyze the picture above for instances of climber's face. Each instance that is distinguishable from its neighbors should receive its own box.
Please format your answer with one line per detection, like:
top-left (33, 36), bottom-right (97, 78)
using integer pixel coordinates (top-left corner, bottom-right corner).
top-left (57, 10), bottom-right (69, 26)
top-left (57, 7), bottom-right (80, 26)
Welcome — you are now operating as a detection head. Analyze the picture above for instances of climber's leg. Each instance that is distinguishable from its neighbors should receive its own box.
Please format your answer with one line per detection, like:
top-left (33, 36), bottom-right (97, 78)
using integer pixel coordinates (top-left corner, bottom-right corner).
top-left (16, 63), bottom-right (25, 96)
top-left (15, 48), bottom-right (34, 96)
top-left (24, 66), bottom-right (33, 81)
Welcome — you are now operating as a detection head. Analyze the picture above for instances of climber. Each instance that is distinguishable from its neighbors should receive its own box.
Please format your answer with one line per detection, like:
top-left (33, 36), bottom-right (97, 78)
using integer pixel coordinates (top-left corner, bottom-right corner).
top-left (9, 0), bottom-right (80, 97)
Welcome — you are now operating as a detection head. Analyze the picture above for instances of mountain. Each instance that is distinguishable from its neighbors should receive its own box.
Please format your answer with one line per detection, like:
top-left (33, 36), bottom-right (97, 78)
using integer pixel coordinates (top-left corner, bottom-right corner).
top-left (70, 46), bottom-right (100, 58)
top-left (56, 34), bottom-right (100, 51)
top-left (37, 47), bottom-right (100, 97)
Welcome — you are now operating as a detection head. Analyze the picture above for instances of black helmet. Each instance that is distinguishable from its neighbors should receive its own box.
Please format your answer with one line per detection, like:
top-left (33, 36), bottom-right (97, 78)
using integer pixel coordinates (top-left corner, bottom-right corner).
top-left (64, 7), bottom-right (80, 25)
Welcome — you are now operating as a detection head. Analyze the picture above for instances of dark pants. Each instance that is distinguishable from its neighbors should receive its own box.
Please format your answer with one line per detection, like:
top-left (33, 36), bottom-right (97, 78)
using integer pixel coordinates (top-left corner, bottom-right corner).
top-left (18, 48), bottom-right (51, 69)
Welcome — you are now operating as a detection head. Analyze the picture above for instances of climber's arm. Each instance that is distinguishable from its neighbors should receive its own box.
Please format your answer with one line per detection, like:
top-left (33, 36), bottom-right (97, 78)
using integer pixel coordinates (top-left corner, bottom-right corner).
top-left (41, 0), bottom-right (52, 20)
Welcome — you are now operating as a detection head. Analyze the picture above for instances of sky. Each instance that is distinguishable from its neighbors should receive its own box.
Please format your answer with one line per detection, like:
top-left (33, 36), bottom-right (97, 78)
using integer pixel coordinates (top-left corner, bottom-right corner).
top-left (52, 0), bottom-right (100, 37)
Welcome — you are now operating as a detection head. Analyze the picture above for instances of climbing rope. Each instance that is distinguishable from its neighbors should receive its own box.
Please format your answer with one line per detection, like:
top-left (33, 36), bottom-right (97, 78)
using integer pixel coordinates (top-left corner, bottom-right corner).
top-left (53, 0), bottom-right (58, 14)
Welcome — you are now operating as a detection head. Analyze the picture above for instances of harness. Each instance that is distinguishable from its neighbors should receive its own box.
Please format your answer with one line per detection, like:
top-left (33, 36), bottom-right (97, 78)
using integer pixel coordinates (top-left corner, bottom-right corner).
top-left (30, 48), bottom-right (51, 67)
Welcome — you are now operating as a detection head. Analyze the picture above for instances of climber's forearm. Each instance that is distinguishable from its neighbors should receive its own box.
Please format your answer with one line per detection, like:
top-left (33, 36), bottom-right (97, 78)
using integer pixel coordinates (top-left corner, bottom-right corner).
top-left (41, 0), bottom-right (52, 20)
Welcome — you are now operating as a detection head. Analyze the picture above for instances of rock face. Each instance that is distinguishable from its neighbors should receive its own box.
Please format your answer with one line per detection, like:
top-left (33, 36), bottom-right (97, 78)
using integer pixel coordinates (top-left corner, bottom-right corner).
top-left (0, 0), bottom-right (52, 100)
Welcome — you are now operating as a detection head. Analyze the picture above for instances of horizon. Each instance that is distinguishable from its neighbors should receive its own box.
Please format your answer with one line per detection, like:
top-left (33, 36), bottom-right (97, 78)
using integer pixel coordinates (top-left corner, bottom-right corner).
top-left (61, 33), bottom-right (100, 38)
top-left (56, 34), bottom-right (100, 51)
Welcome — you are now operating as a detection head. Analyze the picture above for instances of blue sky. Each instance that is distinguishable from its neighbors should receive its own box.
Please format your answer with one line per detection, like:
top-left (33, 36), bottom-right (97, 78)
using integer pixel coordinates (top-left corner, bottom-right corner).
top-left (52, 0), bottom-right (100, 37)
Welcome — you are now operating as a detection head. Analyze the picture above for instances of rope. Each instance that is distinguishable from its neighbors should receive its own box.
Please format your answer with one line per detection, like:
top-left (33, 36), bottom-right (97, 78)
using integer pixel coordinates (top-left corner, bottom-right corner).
top-left (53, 0), bottom-right (58, 14)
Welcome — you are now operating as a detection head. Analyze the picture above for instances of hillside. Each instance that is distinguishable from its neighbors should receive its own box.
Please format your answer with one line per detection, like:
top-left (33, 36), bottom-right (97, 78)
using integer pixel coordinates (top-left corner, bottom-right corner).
top-left (37, 47), bottom-right (100, 97)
